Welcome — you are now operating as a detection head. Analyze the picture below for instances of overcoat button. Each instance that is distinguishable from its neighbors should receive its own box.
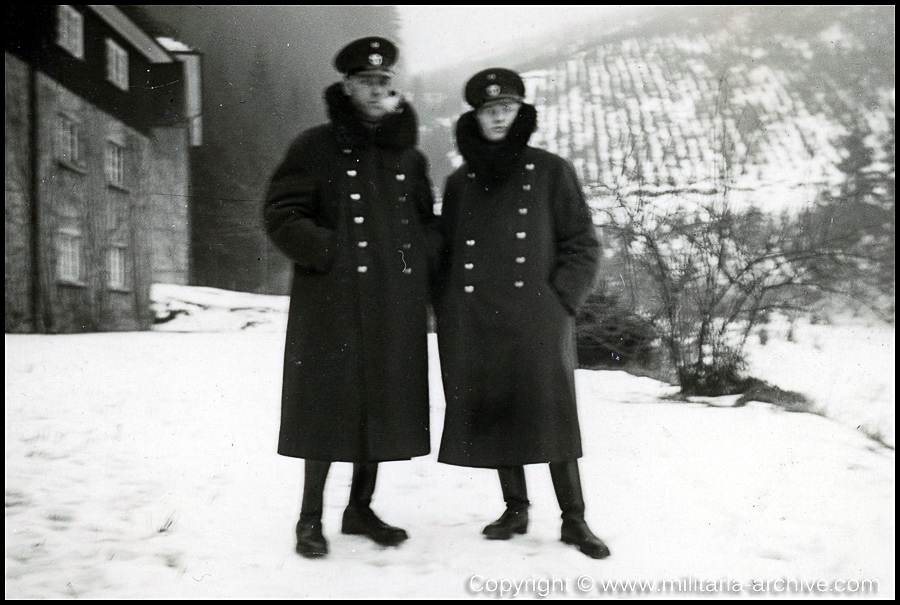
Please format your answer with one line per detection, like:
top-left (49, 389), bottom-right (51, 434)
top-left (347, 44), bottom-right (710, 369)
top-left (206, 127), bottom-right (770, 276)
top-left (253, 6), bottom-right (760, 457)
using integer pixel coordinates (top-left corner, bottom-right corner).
top-left (464, 263), bottom-right (474, 270)
top-left (522, 184), bottom-right (531, 191)
top-left (514, 281), bottom-right (524, 288)
top-left (516, 232), bottom-right (526, 239)
top-left (467, 173), bottom-right (476, 179)
top-left (516, 256), bottom-right (526, 264)
top-left (357, 266), bottom-right (368, 273)
top-left (525, 163), bottom-right (535, 170)
top-left (400, 218), bottom-right (409, 226)
top-left (518, 208), bottom-right (528, 215)
top-left (402, 243), bottom-right (411, 250)
top-left (399, 195), bottom-right (407, 202)
top-left (342, 149), bottom-right (352, 154)
top-left (466, 239), bottom-right (475, 246)
top-left (396, 174), bottom-right (406, 181)
top-left (464, 285), bottom-right (475, 293)
top-left (358, 241), bottom-right (368, 248)
top-left (354, 216), bottom-right (365, 224)
top-left (402, 268), bottom-right (413, 275)
top-left (347, 170), bottom-right (357, 176)
top-left (350, 193), bottom-right (361, 200)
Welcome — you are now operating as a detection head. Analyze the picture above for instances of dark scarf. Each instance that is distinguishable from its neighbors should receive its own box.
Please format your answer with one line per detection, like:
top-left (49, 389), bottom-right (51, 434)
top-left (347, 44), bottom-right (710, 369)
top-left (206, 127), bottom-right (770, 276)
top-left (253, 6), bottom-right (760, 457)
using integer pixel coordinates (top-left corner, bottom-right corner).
top-left (455, 103), bottom-right (538, 191)
top-left (325, 82), bottom-right (418, 151)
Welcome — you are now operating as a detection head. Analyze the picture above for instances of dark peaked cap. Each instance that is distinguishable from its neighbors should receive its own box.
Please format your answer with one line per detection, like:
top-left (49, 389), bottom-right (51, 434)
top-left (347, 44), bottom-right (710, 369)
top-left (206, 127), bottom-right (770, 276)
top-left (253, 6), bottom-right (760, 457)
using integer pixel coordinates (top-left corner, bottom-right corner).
top-left (465, 68), bottom-right (526, 108)
top-left (334, 37), bottom-right (398, 75)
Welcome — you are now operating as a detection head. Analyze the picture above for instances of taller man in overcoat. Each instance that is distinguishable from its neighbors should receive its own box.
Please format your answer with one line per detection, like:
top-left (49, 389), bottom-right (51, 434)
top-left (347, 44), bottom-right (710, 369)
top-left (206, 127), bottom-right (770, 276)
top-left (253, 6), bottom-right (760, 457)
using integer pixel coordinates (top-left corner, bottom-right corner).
top-left (263, 37), bottom-right (439, 558)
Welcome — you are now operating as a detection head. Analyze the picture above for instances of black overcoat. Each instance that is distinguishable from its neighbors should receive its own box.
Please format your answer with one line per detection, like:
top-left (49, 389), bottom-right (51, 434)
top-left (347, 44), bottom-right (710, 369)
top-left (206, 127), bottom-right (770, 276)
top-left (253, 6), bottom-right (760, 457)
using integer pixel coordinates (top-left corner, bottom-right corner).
top-left (264, 84), bottom-right (439, 462)
top-left (435, 140), bottom-right (601, 468)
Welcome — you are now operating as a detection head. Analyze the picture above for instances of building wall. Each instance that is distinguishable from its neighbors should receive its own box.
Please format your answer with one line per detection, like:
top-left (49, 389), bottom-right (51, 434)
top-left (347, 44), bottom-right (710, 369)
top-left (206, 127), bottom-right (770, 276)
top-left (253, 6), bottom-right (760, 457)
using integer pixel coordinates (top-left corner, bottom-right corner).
top-left (148, 127), bottom-right (190, 285)
top-left (5, 6), bottom-right (196, 333)
top-left (31, 70), bottom-right (153, 332)
top-left (5, 53), bottom-right (34, 332)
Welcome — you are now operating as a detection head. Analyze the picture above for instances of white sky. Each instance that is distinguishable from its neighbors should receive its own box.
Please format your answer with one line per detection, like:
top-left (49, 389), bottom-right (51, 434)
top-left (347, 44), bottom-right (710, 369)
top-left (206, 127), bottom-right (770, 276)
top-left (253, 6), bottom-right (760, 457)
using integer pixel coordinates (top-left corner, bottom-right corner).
top-left (397, 5), bottom-right (646, 75)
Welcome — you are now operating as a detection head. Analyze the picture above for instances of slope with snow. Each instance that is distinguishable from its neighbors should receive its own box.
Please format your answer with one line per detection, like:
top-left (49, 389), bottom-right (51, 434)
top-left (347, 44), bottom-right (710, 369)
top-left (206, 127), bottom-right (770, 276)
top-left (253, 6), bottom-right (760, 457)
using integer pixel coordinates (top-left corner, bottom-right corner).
top-left (430, 6), bottom-right (894, 216)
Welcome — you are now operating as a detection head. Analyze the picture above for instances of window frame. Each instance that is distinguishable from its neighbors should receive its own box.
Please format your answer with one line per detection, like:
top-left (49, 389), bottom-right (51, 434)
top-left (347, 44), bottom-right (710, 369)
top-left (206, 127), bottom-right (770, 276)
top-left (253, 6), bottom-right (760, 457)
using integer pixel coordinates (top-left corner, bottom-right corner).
top-left (56, 5), bottom-right (84, 59)
top-left (57, 226), bottom-right (84, 284)
top-left (107, 244), bottom-right (128, 290)
top-left (105, 141), bottom-right (126, 188)
top-left (105, 38), bottom-right (129, 91)
top-left (57, 113), bottom-right (84, 170)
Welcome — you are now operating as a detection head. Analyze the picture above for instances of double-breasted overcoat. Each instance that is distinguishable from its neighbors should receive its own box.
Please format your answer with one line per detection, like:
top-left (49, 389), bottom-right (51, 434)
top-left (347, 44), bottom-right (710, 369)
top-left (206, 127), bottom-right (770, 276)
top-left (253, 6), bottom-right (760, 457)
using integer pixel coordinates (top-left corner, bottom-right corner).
top-left (435, 109), bottom-right (601, 468)
top-left (264, 84), bottom-right (439, 462)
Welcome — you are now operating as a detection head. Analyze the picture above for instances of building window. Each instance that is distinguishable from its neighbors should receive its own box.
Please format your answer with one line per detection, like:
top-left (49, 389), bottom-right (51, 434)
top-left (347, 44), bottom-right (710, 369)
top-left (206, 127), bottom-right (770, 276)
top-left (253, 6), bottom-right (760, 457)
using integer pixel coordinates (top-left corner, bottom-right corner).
top-left (106, 39), bottom-right (129, 91)
top-left (108, 245), bottom-right (127, 289)
top-left (56, 5), bottom-right (84, 59)
top-left (58, 114), bottom-right (82, 167)
top-left (106, 142), bottom-right (125, 187)
top-left (57, 227), bottom-right (83, 283)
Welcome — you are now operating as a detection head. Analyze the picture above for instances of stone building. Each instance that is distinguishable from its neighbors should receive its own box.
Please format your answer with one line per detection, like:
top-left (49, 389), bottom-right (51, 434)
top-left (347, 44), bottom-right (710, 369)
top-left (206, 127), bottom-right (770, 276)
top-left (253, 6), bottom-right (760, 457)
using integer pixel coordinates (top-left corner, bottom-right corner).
top-left (5, 5), bottom-right (201, 332)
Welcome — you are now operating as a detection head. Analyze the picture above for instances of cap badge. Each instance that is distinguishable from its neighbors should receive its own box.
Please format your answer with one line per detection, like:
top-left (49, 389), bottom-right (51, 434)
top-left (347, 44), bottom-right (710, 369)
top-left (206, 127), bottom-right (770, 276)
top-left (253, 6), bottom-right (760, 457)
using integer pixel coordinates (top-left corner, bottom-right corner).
top-left (486, 73), bottom-right (497, 80)
top-left (486, 84), bottom-right (501, 97)
top-left (371, 41), bottom-right (380, 48)
top-left (369, 53), bottom-right (383, 66)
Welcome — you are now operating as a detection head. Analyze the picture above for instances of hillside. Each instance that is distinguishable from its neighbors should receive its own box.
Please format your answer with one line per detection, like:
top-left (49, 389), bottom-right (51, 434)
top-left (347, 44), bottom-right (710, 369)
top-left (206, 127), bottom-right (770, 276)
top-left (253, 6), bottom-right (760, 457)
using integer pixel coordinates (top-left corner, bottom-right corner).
top-left (419, 6), bottom-right (895, 215)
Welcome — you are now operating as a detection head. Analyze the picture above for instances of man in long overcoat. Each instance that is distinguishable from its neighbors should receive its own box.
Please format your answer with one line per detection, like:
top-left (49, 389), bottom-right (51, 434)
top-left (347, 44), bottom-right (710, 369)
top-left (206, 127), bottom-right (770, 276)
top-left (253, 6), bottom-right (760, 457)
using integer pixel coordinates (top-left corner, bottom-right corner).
top-left (263, 37), bottom-right (439, 558)
top-left (434, 68), bottom-right (610, 559)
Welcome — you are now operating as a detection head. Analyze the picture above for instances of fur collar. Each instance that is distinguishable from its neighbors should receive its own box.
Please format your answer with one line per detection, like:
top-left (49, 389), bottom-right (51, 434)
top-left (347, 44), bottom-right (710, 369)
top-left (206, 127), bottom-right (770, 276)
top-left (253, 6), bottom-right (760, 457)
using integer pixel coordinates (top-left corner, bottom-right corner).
top-left (325, 82), bottom-right (418, 150)
top-left (455, 104), bottom-right (538, 191)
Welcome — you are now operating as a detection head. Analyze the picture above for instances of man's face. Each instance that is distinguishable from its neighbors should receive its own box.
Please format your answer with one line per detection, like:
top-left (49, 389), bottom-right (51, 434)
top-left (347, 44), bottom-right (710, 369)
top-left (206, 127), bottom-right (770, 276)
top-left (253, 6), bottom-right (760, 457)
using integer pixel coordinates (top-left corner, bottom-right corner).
top-left (343, 72), bottom-right (394, 122)
top-left (476, 100), bottom-right (522, 142)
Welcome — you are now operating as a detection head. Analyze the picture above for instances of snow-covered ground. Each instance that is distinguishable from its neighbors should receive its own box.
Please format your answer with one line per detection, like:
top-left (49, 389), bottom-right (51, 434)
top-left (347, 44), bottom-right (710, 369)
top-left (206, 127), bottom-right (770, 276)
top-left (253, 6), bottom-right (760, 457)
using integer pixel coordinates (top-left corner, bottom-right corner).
top-left (744, 315), bottom-right (895, 449)
top-left (5, 285), bottom-right (895, 599)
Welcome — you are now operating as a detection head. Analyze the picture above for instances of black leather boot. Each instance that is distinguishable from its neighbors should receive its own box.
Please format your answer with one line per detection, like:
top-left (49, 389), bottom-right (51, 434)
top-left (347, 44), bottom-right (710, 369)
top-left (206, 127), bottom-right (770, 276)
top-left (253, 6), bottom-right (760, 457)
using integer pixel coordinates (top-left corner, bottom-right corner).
top-left (296, 460), bottom-right (331, 558)
top-left (483, 466), bottom-right (530, 540)
top-left (295, 517), bottom-right (328, 558)
top-left (550, 460), bottom-right (611, 559)
top-left (341, 463), bottom-right (409, 547)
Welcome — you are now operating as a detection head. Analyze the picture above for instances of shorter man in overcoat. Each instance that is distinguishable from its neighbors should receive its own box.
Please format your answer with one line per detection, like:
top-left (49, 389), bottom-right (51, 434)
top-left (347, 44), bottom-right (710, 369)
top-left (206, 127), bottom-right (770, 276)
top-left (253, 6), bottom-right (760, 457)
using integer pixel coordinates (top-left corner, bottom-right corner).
top-left (434, 68), bottom-right (610, 559)
top-left (264, 37), bottom-right (439, 558)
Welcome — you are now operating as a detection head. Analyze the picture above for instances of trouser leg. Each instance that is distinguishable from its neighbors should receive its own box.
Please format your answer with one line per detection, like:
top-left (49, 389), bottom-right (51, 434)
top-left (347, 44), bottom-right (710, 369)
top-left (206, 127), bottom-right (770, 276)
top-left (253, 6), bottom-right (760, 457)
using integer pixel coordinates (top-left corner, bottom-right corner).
top-left (498, 465), bottom-right (529, 511)
top-left (348, 462), bottom-right (378, 508)
top-left (549, 459), bottom-right (585, 523)
top-left (300, 459), bottom-right (331, 521)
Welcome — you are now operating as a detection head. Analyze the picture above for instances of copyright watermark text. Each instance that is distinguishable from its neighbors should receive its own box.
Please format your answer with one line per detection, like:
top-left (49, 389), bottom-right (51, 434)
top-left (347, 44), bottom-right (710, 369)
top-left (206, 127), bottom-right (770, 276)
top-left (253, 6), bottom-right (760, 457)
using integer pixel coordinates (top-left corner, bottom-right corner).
top-left (466, 575), bottom-right (879, 597)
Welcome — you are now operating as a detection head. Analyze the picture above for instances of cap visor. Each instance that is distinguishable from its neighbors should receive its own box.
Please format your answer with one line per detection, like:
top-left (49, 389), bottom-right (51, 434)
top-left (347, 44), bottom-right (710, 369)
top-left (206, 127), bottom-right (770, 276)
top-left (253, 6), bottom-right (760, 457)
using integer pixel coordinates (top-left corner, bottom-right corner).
top-left (479, 95), bottom-right (524, 107)
top-left (348, 66), bottom-right (395, 76)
